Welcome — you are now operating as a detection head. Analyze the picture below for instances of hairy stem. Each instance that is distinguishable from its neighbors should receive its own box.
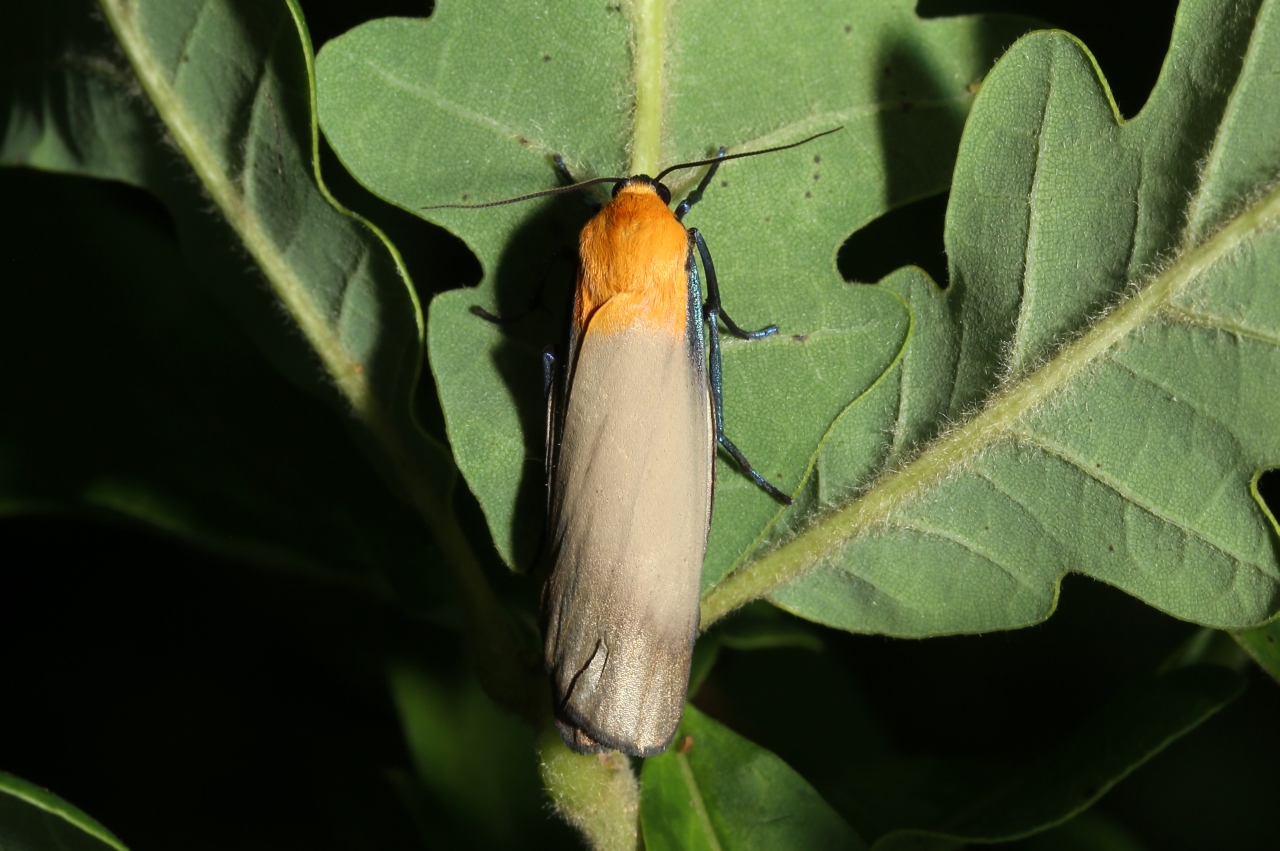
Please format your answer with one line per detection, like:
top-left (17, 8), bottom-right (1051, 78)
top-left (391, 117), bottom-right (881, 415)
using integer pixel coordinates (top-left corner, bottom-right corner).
top-left (626, 0), bottom-right (668, 176)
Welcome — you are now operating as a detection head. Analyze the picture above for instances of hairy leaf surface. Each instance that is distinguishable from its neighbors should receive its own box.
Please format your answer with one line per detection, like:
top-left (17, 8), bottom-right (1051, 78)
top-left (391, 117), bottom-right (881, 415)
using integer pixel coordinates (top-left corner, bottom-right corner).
top-left (721, 0), bottom-right (1280, 634)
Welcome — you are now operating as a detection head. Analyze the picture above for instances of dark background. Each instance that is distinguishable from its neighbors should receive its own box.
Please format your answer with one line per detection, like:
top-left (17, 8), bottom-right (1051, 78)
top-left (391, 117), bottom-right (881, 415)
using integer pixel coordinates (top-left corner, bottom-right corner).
top-left (4, 1), bottom-right (1278, 849)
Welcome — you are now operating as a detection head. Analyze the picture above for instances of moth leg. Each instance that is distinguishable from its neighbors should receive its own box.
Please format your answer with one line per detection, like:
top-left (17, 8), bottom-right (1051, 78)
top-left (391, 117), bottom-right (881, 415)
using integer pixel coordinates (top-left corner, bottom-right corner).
top-left (689, 227), bottom-right (791, 506)
top-left (543, 345), bottom-right (557, 490)
top-left (552, 154), bottom-right (576, 186)
top-left (691, 228), bottom-right (778, 339)
top-left (553, 154), bottom-right (607, 212)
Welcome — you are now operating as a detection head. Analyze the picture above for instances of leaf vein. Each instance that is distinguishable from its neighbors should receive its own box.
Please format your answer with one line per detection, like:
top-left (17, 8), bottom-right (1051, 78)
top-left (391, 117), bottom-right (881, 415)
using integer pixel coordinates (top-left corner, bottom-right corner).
top-left (1010, 46), bottom-right (1056, 371)
top-left (973, 467), bottom-right (1056, 543)
top-left (171, 0), bottom-right (215, 89)
top-left (1167, 303), bottom-right (1280, 346)
top-left (887, 519), bottom-right (1039, 592)
top-left (354, 55), bottom-right (550, 152)
top-left (734, 95), bottom-right (974, 155)
top-left (1012, 430), bottom-right (1265, 571)
top-left (677, 753), bottom-right (723, 851)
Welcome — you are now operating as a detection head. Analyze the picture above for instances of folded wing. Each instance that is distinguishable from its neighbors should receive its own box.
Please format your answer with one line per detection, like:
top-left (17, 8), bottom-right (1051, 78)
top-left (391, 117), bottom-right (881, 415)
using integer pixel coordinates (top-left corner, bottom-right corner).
top-left (543, 294), bottom-right (714, 756)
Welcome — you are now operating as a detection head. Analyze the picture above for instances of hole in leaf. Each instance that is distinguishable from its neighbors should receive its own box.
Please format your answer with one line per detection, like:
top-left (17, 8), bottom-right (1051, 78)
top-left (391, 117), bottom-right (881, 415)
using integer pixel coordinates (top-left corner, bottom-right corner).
top-left (838, 192), bottom-right (948, 286)
top-left (914, 0), bottom-right (1178, 119)
top-left (306, 1), bottom-right (437, 48)
top-left (317, 136), bottom-right (483, 300)
top-left (1257, 469), bottom-right (1280, 519)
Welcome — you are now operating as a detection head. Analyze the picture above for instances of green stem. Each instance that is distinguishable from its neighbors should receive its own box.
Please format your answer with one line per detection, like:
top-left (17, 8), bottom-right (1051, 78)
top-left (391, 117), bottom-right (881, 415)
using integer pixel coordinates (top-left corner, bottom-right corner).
top-left (539, 725), bottom-right (641, 851)
top-left (627, 0), bottom-right (668, 175)
top-left (701, 180), bottom-right (1280, 628)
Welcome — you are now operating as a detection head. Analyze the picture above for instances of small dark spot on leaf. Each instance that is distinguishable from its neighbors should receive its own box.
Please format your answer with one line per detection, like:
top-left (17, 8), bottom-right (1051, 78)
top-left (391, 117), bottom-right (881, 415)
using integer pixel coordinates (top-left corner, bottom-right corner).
top-left (844, 24), bottom-right (852, 33)
top-left (461, 193), bottom-right (470, 201)
top-left (720, 180), bottom-right (728, 187)
top-left (813, 173), bottom-right (821, 181)
top-left (1096, 463), bottom-right (1101, 468)
top-left (764, 216), bottom-right (771, 222)
top-left (608, 3), bottom-right (622, 10)
top-left (1108, 544), bottom-right (1115, 552)
top-left (679, 735), bottom-right (694, 753)
top-left (804, 191), bottom-right (812, 198)
top-left (543, 54), bottom-right (552, 62)
top-left (813, 154), bottom-right (821, 164)
top-left (517, 136), bottom-right (529, 146)
top-left (1267, 634), bottom-right (1275, 643)
top-left (791, 333), bottom-right (808, 342)
top-left (181, 54), bottom-right (190, 63)
top-left (983, 525), bottom-right (990, 531)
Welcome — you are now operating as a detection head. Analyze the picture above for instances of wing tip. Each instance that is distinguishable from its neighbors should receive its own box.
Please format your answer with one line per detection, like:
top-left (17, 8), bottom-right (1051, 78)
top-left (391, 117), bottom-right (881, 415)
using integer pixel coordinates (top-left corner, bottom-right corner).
top-left (554, 705), bottom-right (680, 758)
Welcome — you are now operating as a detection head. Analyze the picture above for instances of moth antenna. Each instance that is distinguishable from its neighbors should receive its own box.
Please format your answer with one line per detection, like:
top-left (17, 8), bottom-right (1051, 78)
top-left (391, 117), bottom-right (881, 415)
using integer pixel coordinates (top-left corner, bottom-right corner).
top-left (423, 175), bottom-right (623, 210)
top-left (654, 126), bottom-right (843, 183)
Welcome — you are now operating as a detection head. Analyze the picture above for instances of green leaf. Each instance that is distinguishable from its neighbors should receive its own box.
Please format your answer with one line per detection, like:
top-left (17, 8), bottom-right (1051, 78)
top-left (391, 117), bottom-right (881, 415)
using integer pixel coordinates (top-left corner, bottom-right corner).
top-left (640, 705), bottom-right (865, 851)
top-left (315, 0), bottom-right (1032, 568)
top-left (0, 772), bottom-right (128, 851)
top-left (0, 168), bottom-right (449, 607)
top-left (95, 0), bottom-right (456, 503)
top-left (388, 662), bottom-right (575, 849)
top-left (839, 665), bottom-right (1243, 850)
top-left (1231, 618), bottom-right (1280, 681)
top-left (1, 0), bottom-right (528, 698)
top-left (1, 0), bottom-right (442, 553)
top-left (709, 0), bottom-right (1280, 634)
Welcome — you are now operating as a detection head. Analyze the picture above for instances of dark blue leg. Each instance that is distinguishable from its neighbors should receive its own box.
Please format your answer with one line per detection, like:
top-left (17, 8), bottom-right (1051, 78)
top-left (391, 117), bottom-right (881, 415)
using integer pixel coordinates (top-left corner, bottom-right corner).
top-left (542, 346), bottom-right (557, 399)
top-left (542, 345), bottom-right (559, 494)
top-left (691, 228), bottom-right (778, 340)
top-left (554, 154), bottom-right (604, 211)
top-left (691, 229), bottom-right (791, 505)
top-left (675, 147), bottom-right (727, 222)
top-left (553, 154), bottom-right (576, 186)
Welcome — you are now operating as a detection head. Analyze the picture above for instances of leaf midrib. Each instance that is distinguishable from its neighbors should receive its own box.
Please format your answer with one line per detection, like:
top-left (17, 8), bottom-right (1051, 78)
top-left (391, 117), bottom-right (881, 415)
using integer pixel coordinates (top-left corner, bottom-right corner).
top-left (100, 0), bottom-right (373, 418)
top-left (701, 177), bottom-right (1280, 627)
top-left (676, 752), bottom-right (724, 851)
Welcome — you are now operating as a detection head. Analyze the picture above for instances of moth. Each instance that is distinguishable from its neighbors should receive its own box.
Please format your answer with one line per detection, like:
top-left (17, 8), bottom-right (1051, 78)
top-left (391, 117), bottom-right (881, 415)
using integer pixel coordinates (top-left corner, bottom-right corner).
top-left (434, 128), bottom-right (838, 756)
